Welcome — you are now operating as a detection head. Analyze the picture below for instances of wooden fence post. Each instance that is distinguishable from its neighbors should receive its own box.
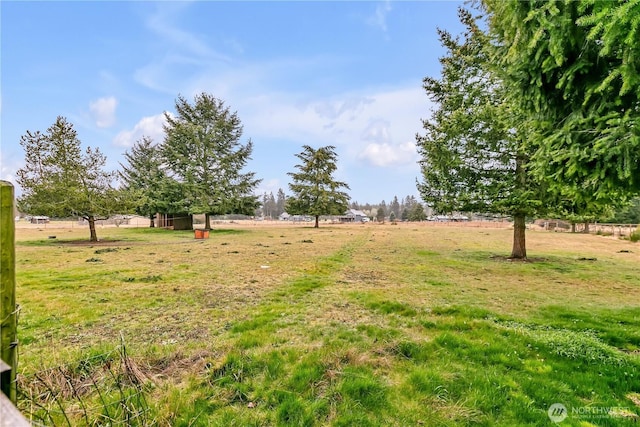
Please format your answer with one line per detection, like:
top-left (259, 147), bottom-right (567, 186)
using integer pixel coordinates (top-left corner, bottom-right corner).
top-left (0, 181), bottom-right (17, 402)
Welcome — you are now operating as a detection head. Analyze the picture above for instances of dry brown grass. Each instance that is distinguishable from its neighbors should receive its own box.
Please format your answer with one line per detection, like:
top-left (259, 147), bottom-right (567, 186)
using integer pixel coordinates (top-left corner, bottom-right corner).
top-left (13, 220), bottom-right (640, 425)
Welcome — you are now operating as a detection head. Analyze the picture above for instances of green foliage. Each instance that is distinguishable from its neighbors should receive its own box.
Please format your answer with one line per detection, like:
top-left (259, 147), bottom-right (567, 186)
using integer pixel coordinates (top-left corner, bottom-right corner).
top-left (485, 0), bottom-right (640, 204)
top-left (286, 145), bottom-right (350, 228)
top-left (407, 203), bottom-right (427, 222)
top-left (119, 136), bottom-right (179, 222)
top-left (607, 198), bottom-right (640, 224)
top-left (416, 9), bottom-right (545, 220)
top-left (416, 7), bottom-right (550, 258)
top-left (630, 230), bottom-right (640, 243)
top-left (16, 116), bottom-right (124, 241)
top-left (163, 93), bottom-right (261, 220)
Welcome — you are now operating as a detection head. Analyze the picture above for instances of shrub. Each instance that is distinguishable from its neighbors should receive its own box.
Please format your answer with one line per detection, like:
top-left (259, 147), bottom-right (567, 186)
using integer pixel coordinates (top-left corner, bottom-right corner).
top-left (630, 230), bottom-right (640, 242)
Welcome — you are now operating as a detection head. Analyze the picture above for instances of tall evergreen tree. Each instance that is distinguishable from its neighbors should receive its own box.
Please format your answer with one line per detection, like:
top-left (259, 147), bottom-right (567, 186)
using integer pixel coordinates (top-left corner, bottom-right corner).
top-left (276, 188), bottom-right (287, 217)
top-left (484, 0), bottom-right (640, 207)
top-left (379, 200), bottom-right (388, 217)
top-left (16, 116), bottom-right (122, 242)
top-left (416, 8), bottom-right (547, 258)
top-left (163, 92), bottom-right (260, 229)
top-left (261, 192), bottom-right (277, 218)
top-left (408, 203), bottom-right (427, 222)
top-left (390, 196), bottom-right (401, 219)
top-left (119, 136), bottom-right (174, 227)
top-left (286, 145), bottom-right (350, 228)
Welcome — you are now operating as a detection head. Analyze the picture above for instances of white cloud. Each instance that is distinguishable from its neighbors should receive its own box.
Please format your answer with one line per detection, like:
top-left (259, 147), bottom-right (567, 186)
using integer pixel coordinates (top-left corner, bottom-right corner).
top-left (239, 85), bottom-right (429, 169)
top-left (129, 4), bottom-right (429, 173)
top-left (0, 150), bottom-right (22, 190)
top-left (359, 141), bottom-right (417, 167)
top-left (146, 4), bottom-right (228, 60)
top-left (113, 113), bottom-right (169, 147)
top-left (361, 118), bottom-right (392, 143)
top-left (89, 96), bottom-right (117, 128)
top-left (134, 3), bottom-right (234, 94)
top-left (314, 97), bottom-right (375, 121)
top-left (256, 178), bottom-right (281, 196)
top-left (367, 1), bottom-right (393, 32)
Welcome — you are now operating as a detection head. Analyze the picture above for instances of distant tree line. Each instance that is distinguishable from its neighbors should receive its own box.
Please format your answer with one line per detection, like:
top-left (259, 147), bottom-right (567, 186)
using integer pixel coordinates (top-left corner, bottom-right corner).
top-left (256, 189), bottom-right (287, 219)
top-left (349, 195), bottom-right (427, 222)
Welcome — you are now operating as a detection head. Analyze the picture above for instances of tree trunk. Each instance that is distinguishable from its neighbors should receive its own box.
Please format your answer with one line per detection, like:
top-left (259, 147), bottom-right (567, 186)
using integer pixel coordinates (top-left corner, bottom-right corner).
top-left (88, 215), bottom-right (98, 242)
top-left (571, 222), bottom-right (576, 233)
top-left (583, 222), bottom-right (590, 234)
top-left (511, 214), bottom-right (527, 259)
top-left (314, 215), bottom-right (319, 228)
top-left (511, 150), bottom-right (528, 259)
top-left (204, 213), bottom-right (211, 230)
top-left (149, 214), bottom-right (155, 228)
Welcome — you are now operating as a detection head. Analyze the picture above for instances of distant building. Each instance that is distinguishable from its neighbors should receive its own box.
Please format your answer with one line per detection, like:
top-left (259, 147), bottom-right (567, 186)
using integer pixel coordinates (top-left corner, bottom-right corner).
top-left (29, 216), bottom-right (50, 224)
top-left (340, 209), bottom-right (369, 223)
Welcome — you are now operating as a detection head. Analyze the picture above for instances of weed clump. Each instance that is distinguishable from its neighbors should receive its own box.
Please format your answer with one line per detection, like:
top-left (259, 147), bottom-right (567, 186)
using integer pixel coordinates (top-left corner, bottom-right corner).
top-left (94, 247), bottom-right (118, 254)
top-left (499, 321), bottom-right (629, 366)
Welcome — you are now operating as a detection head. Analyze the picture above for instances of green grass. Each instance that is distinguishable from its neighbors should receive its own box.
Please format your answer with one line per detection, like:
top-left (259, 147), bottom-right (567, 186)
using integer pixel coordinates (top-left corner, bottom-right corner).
top-left (13, 223), bottom-right (640, 425)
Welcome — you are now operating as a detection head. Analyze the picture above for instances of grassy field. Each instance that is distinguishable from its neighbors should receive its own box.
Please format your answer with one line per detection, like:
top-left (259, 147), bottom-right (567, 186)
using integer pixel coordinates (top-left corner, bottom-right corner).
top-left (13, 221), bottom-right (640, 426)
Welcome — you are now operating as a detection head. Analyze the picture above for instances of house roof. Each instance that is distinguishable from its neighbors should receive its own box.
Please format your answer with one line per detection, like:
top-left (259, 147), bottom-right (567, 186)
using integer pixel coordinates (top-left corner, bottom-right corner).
top-left (346, 209), bottom-right (367, 217)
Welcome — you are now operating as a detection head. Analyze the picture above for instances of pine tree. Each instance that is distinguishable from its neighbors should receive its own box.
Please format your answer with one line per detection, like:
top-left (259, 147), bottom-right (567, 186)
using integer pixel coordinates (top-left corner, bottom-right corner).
top-left (261, 192), bottom-right (277, 219)
top-left (163, 92), bottom-right (260, 229)
top-left (408, 203), bottom-right (427, 222)
top-left (416, 8), bottom-right (548, 258)
top-left (390, 196), bottom-right (401, 219)
top-left (286, 145), bottom-right (350, 228)
top-left (379, 200), bottom-right (388, 217)
top-left (17, 116), bottom-right (122, 241)
top-left (119, 136), bottom-right (175, 227)
top-left (484, 0), bottom-right (639, 205)
top-left (276, 188), bottom-right (287, 217)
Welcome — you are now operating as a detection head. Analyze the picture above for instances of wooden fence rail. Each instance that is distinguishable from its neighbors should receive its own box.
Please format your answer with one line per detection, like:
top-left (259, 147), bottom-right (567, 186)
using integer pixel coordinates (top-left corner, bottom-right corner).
top-left (0, 181), bottom-right (29, 426)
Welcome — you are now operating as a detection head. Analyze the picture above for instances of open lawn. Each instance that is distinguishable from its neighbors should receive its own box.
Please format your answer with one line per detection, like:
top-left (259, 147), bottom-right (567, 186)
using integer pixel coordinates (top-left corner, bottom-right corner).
top-left (13, 221), bottom-right (640, 426)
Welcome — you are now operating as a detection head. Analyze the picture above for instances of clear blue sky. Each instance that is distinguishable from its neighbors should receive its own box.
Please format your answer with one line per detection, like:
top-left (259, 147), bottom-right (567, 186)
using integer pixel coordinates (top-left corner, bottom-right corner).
top-left (1, 1), bottom-right (464, 205)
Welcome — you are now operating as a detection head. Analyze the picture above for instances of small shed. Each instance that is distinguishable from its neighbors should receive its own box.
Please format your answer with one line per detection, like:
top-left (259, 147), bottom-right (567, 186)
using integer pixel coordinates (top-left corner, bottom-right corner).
top-left (30, 215), bottom-right (50, 224)
top-left (156, 213), bottom-right (193, 230)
